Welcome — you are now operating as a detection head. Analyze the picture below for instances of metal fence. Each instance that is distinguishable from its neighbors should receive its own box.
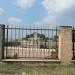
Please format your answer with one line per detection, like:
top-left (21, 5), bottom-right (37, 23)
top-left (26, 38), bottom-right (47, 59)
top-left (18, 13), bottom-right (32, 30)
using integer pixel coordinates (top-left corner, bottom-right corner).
top-left (1, 25), bottom-right (75, 75)
top-left (4, 25), bottom-right (58, 59)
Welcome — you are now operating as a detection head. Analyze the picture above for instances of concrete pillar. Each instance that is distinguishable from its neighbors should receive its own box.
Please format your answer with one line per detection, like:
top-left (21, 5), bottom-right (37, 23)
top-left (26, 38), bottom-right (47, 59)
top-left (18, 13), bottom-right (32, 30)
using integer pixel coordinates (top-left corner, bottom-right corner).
top-left (58, 26), bottom-right (73, 64)
top-left (0, 24), bottom-right (5, 59)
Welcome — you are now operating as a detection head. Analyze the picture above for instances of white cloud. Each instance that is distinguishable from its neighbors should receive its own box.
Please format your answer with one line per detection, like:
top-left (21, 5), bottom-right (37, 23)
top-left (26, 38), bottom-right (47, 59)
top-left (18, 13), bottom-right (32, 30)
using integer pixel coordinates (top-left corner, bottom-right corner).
top-left (8, 17), bottom-right (22, 25)
top-left (37, 0), bottom-right (75, 25)
top-left (0, 8), bottom-right (4, 15)
top-left (14, 0), bottom-right (35, 9)
top-left (42, 0), bottom-right (75, 14)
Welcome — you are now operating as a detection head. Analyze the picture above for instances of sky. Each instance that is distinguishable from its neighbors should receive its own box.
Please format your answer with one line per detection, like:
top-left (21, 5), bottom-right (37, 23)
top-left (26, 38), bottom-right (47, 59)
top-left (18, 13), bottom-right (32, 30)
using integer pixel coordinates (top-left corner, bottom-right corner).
top-left (0, 0), bottom-right (75, 27)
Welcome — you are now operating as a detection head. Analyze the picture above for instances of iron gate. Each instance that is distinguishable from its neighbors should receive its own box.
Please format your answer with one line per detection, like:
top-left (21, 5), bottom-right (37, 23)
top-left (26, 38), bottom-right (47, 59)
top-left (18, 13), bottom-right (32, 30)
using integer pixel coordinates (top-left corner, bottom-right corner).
top-left (4, 25), bottom-right (58, 59)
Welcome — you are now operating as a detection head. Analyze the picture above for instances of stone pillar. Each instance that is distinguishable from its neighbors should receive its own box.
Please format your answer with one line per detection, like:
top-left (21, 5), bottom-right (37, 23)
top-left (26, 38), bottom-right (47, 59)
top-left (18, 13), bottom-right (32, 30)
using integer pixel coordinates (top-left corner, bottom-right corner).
top-left (0, 24), bottom-right (5, 59)
top-left (58, 26), bottom-right (73, 64)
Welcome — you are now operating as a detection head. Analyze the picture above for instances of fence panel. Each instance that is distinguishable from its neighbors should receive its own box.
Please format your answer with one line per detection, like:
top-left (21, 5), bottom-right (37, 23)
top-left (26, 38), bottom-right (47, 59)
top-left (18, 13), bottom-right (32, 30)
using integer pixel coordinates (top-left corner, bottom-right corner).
top-left (4, 26), bottom-right (58, 59)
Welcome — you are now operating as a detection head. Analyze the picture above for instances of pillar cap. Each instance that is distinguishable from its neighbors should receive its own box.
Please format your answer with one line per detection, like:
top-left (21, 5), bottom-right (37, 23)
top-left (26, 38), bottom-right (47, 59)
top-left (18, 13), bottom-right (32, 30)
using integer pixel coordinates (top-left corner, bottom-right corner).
top-left (59, 26), bottom-right (72, 28)
top-left (0, 24), bottom-right (5, 26)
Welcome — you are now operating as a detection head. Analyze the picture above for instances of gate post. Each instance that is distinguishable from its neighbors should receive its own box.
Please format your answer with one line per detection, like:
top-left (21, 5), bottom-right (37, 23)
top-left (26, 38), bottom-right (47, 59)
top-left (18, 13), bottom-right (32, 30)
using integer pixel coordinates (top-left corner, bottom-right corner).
top-left (58, 26), bottom-right (73, 64)
top-left (0, 24), bottom-right (5, 59)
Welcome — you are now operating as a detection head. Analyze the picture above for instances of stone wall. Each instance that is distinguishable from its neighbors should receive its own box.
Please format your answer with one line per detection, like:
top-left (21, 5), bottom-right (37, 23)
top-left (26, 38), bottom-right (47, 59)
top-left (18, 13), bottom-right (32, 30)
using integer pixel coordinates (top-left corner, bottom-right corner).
top-left (58, 26), bottom-right (73, 64)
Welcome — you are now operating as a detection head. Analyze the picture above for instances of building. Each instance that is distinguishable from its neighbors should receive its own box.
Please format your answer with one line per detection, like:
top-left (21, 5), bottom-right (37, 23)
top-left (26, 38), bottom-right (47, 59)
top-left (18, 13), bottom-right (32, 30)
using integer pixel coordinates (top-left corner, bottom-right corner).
top-left (20, 32), bottom-right (46, 48)
top-left (20, 32), bottom-right (58, 49)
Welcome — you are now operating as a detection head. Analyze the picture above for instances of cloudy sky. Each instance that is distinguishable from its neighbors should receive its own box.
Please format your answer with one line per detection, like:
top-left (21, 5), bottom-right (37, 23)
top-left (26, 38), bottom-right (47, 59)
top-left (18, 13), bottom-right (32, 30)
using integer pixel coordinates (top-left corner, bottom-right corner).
top-left (0, 0), bottom-right (75, 27)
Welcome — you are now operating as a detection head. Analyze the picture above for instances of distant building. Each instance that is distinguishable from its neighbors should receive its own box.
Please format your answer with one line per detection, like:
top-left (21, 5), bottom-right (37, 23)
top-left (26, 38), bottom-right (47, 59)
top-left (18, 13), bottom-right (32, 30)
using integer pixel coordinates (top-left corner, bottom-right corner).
top-left (20, 32), bottom-right (58, 49)
top-left (20, 32), bottom-right (45, 48)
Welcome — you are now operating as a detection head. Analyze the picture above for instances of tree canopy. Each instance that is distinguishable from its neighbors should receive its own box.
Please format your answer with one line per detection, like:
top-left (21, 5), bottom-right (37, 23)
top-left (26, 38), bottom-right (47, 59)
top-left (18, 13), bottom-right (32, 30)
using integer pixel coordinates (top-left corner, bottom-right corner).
top-left (26, 33), bottom-right (46, 40)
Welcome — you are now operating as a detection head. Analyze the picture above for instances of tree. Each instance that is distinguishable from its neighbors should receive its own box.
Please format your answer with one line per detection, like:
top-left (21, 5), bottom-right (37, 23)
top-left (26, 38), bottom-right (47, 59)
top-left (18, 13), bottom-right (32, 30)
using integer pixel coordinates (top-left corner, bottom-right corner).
top-left (25, 33), bottom-right (46, 40)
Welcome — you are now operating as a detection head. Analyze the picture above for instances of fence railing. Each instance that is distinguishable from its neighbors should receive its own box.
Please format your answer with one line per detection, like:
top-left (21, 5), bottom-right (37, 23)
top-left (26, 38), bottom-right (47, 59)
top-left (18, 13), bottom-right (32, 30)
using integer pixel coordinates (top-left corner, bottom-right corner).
top-left (4, 26), bottom-right (58, 59)
top-left (0, 24), bottom-right (74, 64)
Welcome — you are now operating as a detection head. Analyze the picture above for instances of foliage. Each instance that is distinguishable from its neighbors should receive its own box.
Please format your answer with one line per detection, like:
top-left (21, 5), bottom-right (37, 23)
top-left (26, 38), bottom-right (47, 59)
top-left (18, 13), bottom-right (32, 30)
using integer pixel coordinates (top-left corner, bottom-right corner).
top-left (26, 33), bottom-right (46, 40)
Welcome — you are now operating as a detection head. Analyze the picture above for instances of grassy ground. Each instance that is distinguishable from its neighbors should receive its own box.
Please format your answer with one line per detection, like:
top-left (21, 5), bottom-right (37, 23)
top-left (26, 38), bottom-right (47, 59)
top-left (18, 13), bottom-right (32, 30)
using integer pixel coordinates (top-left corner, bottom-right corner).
top-left (0, 63), bottom-right (75, 75)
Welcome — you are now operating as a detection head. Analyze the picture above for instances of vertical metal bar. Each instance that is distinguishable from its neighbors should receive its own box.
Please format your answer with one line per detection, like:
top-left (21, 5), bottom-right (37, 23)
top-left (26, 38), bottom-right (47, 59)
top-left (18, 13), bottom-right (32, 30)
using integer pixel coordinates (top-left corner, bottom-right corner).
top-left (2, 25), bottom-right (5, 59)
top-left (29, 27), bottom-right (31, 58)
top-left (52, 28), bottom-right (53, 59)
top-left (32, 28), bottom-right (34, 58)
top-left (40, 25), bottom-right (42, 59)
top-left (25, 27), bottom-right (27, 58)
top-left (73, 28), bottom-right (75, 59)
top-left (22, 26), bottom-right (23, 58)
top-left (56, 27), bottom-right (58, 59)
top-left (6, 25), bottom-right (8, 58)
top-left (37, 27), bottom-right (38, 59)
top-left (44, 28), bottom-right (46, 59)
top-left (18, 26), bottom-right (20, 58)
top-left (13, 28), bottom-right (15, 56)
top-left (15, 26), bottom-right (16, 57)
top-left (48, 26), bottom-right (50, 59)
top-left (11, 26), bottom-right (12, 58)
top-left (73, 27), bottom-right (74, 59)
top-left (32, 27), bottom-right (34, 59)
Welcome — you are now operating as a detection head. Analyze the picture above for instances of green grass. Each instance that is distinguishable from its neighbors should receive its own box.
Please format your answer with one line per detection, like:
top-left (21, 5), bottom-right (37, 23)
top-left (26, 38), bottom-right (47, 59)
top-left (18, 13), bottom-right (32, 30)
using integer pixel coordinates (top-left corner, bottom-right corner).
top-left (0, 63), bottom-right (75, 75)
